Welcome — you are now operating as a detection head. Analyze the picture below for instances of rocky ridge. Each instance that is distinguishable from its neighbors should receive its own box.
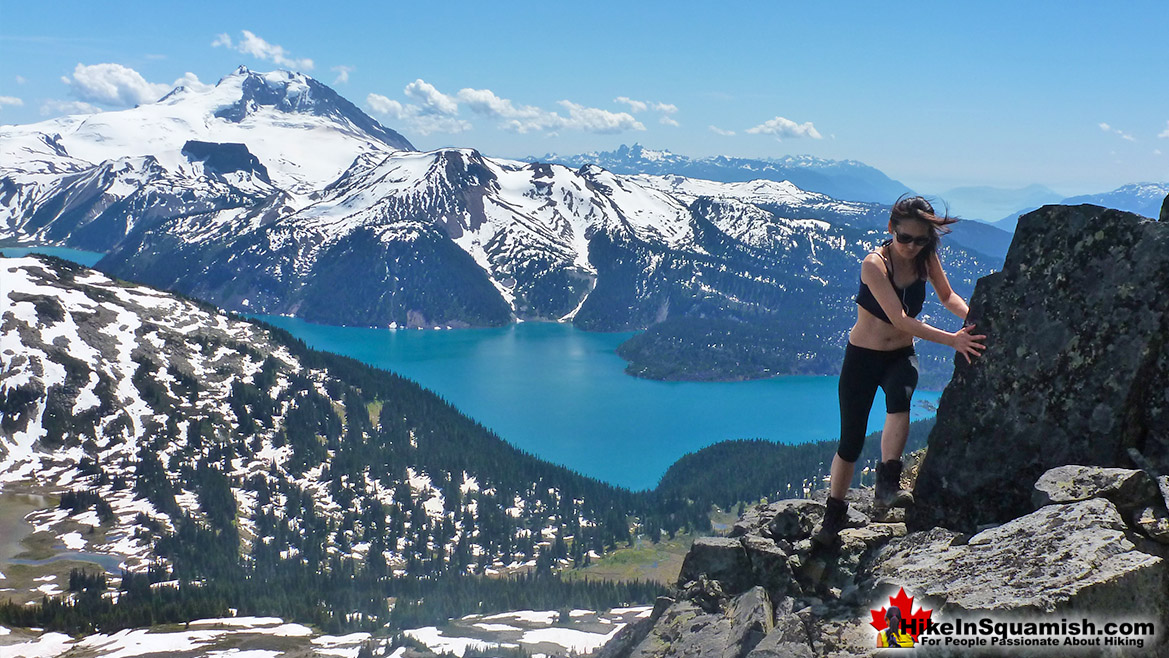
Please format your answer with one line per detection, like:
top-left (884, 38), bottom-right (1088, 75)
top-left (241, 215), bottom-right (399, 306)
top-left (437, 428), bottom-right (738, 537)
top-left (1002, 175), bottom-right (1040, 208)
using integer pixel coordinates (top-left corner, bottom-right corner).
top-left (602, 203), bottom-right (1169, 657)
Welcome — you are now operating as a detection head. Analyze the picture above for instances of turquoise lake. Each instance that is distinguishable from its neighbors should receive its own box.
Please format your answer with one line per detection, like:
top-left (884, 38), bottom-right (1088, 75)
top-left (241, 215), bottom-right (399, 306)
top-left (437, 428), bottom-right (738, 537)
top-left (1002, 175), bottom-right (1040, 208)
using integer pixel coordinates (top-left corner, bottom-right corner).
top-left (256, 317), bottom-right (941, 491)
top-left (2, 247), bottom-right (942, 491)
top-left (1, 246), bottom-right (105, 268)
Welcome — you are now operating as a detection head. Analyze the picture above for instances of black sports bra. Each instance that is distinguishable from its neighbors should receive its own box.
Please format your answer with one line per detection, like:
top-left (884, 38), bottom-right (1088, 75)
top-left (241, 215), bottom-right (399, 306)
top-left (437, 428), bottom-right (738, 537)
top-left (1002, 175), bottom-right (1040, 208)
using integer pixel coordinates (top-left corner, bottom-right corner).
top-left (855, 246), bottom-right (926, 324)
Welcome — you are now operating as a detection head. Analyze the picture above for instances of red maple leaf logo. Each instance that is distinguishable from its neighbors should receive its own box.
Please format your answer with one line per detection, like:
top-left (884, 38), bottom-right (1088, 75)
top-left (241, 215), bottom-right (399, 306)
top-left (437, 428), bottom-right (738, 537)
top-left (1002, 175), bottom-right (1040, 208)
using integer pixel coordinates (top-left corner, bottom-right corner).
top-left (870, 587), bottom-right (933, 641)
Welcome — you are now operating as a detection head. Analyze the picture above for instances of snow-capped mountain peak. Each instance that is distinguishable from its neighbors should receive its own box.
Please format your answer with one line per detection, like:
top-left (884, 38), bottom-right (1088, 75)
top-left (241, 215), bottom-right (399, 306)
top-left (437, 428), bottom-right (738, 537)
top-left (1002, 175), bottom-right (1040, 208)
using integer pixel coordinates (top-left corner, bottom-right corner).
top-left (0, 68), bottom-right (414, 193)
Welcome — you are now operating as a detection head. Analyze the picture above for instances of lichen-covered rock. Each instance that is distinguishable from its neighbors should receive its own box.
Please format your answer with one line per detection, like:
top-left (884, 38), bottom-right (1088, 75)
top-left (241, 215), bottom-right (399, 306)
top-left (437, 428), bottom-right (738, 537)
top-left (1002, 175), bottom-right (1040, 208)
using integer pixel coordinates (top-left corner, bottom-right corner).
top-left (760, 500), bottom-right (823, 540)
top-left (745, 612), bottom-right (813, 658)
top-left (732, 497), bottom-right (868, 543)
top-left (594, 597), bottom-right (675, 658)
top-left (1132, 505), bottom-right (1169, 544)
top-left (910, 205), bottom-right (1169, 532)
top-left (730, 502), bottom-right (788, 538)
top-left (676, 537), bottom-right (752, 595)
top-left (740, 535), bottom-right (799, 598)
top-left (729, 587), bottom-right (774, 652)
top-left (628, 588), bottom-right (774, 658)
top-left (1032, 464), bottom-right (1158, 510)
top-left (868, 498), bottom-right (1165, 616)
top-left (840, 522), bottom-right (906, 547)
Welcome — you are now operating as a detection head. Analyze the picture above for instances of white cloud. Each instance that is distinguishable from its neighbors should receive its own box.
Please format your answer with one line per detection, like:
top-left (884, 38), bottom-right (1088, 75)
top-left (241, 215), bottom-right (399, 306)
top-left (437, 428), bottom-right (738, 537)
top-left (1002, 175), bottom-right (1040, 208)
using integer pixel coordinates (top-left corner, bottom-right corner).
top-left (614, 96), bottom-right (648, 113)
top-left (371, 80), bottom-right (649, 136)
top-left (615, 97), bottom-right (678, 115)
top-left (1158, 121), bottom-right (1169, 139)
top-left (1099, 122), bottom-right (1135, 142)
top-left (332, 65), bottom-right (354, 85)
top-left (709, 125), bottom-right (736, 136)
top-left (746, 116), bottom-right (822, 140)
top-left (558, 101), bottom-right (644, 134)
top-left (404, 79), bottom-right (459, 115)
top-left (366, 93), bottom-right (409, 119)
top-left (616, 97), bottom-right (678, 127)
top-left (61, 63), bottom-right (171, 106)
top-left (212, 30), bottom-right (314, 71)
top-left (456, 87), bottom-right (559, 133)
top-left (457, 87), bottom-right (519, 116)
top-left (1155, 149), bottom-right (1163, 156)
top-left (41, 99), bottom-right (102, 116)
top-left (15, 75), bottom-right (26, 85)
top-left (366, 93), bottom-right (470, 135)
top-left (0, 96), bottom-right (23, 108)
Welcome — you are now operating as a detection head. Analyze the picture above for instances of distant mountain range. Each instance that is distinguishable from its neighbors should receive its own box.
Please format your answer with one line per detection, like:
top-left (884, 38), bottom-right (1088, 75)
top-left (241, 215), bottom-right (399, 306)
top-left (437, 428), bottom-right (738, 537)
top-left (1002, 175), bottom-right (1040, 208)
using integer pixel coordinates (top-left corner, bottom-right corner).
top-left (989, 182), bottom-right (1169, 231)
top-left (0, 67), bottom-right (1001, 383)
top-left (530, 143), bottom-right (915, 203)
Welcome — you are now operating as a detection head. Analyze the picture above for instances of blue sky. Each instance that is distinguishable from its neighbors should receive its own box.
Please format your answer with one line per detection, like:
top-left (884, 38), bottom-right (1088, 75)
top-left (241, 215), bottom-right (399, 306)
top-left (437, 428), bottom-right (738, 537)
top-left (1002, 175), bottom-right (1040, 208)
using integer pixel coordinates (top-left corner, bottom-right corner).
top-left (2, 1), bottom-right (1167, 196)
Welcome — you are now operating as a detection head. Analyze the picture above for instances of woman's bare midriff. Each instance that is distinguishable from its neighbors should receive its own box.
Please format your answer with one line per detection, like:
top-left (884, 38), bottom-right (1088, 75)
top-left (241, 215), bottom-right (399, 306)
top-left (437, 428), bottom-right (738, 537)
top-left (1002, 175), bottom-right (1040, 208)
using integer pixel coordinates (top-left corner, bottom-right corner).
top-left (848, 308), bottom-right (915, 351)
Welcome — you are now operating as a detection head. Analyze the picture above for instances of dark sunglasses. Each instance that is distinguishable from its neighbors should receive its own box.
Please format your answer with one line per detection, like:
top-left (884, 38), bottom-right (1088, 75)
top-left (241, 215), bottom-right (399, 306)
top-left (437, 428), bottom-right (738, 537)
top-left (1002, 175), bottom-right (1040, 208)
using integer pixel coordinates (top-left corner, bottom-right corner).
top-left (894, 231), bottom-right (931, 247)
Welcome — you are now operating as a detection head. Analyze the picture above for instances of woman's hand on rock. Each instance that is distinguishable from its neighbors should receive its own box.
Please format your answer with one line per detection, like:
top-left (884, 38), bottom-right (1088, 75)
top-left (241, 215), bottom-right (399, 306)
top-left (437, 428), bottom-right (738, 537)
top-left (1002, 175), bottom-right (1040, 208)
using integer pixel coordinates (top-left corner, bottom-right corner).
top-left (951, 324), bottom-right (987, 363)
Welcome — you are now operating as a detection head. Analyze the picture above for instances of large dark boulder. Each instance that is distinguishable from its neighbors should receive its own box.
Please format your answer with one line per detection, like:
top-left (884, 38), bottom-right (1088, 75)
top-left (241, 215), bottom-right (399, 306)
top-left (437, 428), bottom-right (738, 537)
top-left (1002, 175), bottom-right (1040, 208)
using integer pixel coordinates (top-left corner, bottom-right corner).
top-left (909, 204), bottom-right (1169, 532)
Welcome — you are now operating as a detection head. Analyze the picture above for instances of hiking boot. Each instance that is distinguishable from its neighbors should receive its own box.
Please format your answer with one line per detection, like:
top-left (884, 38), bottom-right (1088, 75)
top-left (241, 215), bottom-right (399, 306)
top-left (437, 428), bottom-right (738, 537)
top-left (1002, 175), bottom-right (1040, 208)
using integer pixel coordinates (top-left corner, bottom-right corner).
top-left (812, 496), bottom-right (848, 547)
top-left (875, 459), bottom-right (914, 509)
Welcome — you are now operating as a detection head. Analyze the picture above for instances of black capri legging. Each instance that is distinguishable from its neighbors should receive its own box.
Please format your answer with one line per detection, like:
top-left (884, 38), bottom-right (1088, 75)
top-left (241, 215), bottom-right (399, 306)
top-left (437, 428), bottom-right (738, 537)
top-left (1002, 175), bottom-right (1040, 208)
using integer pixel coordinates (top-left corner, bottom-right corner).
top-left (836, 343), bottom-right (919, 463)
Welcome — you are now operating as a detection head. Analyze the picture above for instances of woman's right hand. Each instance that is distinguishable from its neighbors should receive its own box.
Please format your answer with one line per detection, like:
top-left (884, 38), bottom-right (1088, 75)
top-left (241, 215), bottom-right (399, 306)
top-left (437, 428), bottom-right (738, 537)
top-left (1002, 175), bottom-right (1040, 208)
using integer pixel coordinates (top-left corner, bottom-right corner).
top-left (951, 324), bottom-right (987, 363)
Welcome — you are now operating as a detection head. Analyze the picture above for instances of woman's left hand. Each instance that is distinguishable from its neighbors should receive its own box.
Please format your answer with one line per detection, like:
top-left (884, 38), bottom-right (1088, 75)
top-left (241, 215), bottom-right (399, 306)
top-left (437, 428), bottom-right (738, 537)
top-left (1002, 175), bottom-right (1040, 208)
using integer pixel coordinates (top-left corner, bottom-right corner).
top-left (950, 324), bottom-right (987, 363)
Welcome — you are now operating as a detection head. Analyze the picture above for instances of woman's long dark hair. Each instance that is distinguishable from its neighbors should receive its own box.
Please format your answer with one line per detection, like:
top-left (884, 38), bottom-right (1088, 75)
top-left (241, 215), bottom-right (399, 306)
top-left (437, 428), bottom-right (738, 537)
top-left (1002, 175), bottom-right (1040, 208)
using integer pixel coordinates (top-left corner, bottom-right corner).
top-left (888, 194), bottom-right (958, 280)
top-left (885, 606), bottom-right (903, 646)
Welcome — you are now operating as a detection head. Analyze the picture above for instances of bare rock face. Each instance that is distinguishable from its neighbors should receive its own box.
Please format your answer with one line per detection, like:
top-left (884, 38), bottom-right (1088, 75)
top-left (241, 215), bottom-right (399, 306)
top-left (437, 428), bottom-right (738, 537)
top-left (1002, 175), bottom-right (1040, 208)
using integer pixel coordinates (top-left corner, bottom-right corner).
top-left (1032, 465), bottom-right (1158, 510)
top-left (626, 587), bottom-right (775, 658)
top-left (909, 204), bottom-right (1169, 533)
top-left (610, 474), bottom-right (1168, 658)
top-left (866, 498), bottom-right (1165, 617)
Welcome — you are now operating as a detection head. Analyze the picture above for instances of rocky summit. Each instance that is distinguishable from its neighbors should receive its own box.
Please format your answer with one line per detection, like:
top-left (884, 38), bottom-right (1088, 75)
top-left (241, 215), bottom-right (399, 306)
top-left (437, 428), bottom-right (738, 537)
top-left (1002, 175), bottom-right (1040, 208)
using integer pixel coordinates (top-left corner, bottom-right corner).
top-left (911, 203), bottom-right (1169, 532)
top-left (602, 204), bottom-right (1169, 657)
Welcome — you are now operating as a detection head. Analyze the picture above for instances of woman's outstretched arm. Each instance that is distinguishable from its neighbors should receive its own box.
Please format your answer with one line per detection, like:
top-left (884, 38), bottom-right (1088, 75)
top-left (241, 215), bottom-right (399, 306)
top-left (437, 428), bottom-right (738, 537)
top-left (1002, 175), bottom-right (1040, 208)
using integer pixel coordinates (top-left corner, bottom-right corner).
top-left (927, 250), bottom-right (970, 320)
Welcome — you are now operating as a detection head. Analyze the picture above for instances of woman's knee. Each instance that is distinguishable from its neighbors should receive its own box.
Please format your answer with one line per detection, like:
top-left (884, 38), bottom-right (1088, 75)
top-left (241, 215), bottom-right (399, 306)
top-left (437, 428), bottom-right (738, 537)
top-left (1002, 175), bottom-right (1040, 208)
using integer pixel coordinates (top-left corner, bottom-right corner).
top-left (836, 440), bottom-right (863, 463)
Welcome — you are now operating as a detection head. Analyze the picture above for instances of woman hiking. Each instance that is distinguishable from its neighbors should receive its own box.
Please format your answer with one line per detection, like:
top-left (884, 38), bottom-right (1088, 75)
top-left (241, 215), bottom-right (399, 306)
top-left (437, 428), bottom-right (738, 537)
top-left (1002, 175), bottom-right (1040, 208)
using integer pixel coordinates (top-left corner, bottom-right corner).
top-left (813, 195), bottom-right (986, 546)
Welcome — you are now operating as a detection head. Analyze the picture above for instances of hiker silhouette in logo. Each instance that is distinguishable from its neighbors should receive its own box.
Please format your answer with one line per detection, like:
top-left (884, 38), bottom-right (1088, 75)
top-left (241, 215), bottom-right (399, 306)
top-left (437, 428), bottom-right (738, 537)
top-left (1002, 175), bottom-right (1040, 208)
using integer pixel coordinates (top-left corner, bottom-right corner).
top-left (814, 196), bottom-right (986, 546)
top-left (878, 605), bottom-right (915, 648)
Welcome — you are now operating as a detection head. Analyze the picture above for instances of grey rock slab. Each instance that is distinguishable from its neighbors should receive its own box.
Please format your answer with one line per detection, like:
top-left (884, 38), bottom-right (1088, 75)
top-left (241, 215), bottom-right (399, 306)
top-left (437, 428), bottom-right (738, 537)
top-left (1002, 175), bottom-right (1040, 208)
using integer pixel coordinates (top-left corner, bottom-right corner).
top-left (729, 586), bottom-right (775, 656)
top-left (677, 537), bottom-right (752, 594)
top-left (870, 499), bottom-right (1165, 616)
top-left (746, 612), bottom-right (813, 658)
top-left (595, 597), bottom-right (675, 658)
top-left (909, 205), bottom-right (1169, 532)
top-left (740, 535), bottom-right (799, 598)
top-left (627, 588), bottom-right (776, 658)
top-left (761, 500), bottom-right (823, 541)
top-left (1032, 464), bottom-right (1158, 510)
